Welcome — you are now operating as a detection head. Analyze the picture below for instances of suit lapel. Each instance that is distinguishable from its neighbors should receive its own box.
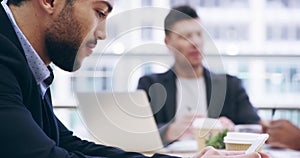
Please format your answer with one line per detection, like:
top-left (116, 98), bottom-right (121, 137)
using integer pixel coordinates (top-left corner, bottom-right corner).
top-left (204, 68), bottom-right (212, 108)
top-left (0, 2), bottom-right (60, 145)
top-left (42, 88), bottom-right (59, 144)
top-left (162, 69), bottom-right (177, 121)
top-left (204, 69), bottom-right (227, 118)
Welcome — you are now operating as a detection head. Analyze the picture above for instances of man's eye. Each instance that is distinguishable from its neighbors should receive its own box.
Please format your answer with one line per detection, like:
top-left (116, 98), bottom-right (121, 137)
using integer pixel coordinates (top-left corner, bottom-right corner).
top-left (96, 10), bottom-right (106, 19)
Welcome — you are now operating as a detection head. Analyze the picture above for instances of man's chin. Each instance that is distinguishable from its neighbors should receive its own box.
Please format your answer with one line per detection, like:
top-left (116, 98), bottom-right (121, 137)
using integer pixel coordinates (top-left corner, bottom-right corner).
top-left (53, 61), bottom-right (81, 72)
top-left (70, 61), bottom-right (82, 72)
top-left (70, 65), bottom-right (81, 72)
top-left (191, 62), bottom-right (202, 69)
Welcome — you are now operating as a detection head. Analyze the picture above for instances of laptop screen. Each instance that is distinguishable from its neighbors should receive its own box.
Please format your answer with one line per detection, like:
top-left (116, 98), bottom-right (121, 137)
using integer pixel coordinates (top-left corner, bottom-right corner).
top-left (76, 90), bottom-right (163, 152)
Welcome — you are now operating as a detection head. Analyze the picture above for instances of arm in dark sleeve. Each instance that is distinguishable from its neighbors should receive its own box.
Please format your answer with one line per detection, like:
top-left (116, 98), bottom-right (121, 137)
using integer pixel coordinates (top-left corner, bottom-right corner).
top-left (230, 76), bottom-right (260, 124)
top-left (57, 115), bottom-right (181, 157)
top-left (0, 63), bottom-right (90, 158)
top-left (57, 118), bottom-right (147, 157)
top-left (137, 76), bottom-right (152, 100)
top-left (137, 76), bottom-right (172, 146)
top-left (0, 65), bottom-right (179, 158)
top-left (0, 43), bottom-right (177, 157)
top-left (0, 35), bottom-right (94, 157)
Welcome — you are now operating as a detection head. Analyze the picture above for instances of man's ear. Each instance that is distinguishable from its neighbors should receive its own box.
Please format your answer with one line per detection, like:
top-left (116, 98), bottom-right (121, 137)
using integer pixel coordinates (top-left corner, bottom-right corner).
top-left (39, 0), bottom-right (55, 15)
top-left (165, 36), bottom-right (171, 49)
top-left (164, 36), bottom-right (168, 45)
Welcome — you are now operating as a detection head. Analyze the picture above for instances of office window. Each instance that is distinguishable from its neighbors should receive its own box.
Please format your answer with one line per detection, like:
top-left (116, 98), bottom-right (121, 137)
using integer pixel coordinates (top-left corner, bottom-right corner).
top-left (199, 0), bottom-right (218, 7)
top-left (289, 0), bottom-right (300, 8)
top-left (281, 26), bottom-right (288, 40)
top-left (266, 26), bottom-right (273, 40)
top-left (267, 25), bottom-right (279, 40)
top-left (267, 25), bottom-right (284, 40)
top-left (142, 0), bottom-right (152, 7)
top-left (226, 25), bottom-right (248, 40)
top-left (141, 26), bottom-right (153, 41)
top-left (288, 25), bottom-right (297, 40)
top-left (266, 0), bottom-right (300, 8)
top-left (207, 24), bottom-right (248, 41)
top-left (142, 64), bottom-right (153, 76)
top-left (267, 24), bottom-right (300, 41)
top-left (199, 0), bottom-right (248, 8)
top-left (206, 25), bottom-right (220, 39)
top-left (219, 0), bottom-right (249, 8)
top-left (73, 66), bottom-right (113, 92)
top-left (188, 0), bottom-right (201, 7)
top-left (169, 0), bottom-right (188, 7)
top-left (282, 0), bottom-right (289, 7)
top-left (170, 0), bottom-right (218, 8)
top-left (266, 0), bottom-right (287, 8)
top-left (297, 26), bottom-right (300, 40)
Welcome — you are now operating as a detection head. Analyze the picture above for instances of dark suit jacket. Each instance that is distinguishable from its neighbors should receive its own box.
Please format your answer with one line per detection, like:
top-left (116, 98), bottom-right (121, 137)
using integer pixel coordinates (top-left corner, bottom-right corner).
top-left (0, 5), bottom-right (176, 158)
top-left (138, 68), bottom-right (260, 143)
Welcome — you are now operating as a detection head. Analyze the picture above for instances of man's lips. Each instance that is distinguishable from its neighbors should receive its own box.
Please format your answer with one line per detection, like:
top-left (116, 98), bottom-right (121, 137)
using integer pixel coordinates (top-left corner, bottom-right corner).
top-left (87, 42), bottom-right (97, 49)
top-left (189, 50), bottom-right (201, 57)
top-left (86, 40), bottom-right (97, 53)
top-left (87, 44), bottom-right (96, 50)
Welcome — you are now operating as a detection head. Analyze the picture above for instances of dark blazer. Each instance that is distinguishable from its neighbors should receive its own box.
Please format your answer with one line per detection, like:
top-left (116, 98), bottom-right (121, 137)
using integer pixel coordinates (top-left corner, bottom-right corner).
top-left (0, 5), bottom-right (176, 158)
top-left (138, 68), bottom-right (260, 143)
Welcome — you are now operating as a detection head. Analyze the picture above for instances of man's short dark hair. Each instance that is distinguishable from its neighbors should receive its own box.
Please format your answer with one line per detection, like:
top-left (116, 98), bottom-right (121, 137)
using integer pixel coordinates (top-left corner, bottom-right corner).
top-left (164, 5), bottom-right (199, 36)
top-left (7, 0), bottom-right (29, 6)
top-left (8, 0), bottom-right (74, 6)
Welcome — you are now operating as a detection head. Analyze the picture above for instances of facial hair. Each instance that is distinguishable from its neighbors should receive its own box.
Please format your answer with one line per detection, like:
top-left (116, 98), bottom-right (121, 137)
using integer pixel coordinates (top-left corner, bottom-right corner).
top-left (45, 4), bottom-right (84, 72)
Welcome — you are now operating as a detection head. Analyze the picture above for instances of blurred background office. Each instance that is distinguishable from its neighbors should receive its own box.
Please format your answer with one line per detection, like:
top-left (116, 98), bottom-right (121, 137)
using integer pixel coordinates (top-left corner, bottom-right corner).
top-left (51, 0), bottom-right (300, 141)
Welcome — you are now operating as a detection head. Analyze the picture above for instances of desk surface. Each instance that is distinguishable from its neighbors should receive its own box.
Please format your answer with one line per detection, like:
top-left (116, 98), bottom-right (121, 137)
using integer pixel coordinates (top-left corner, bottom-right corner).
top-left (150, 140), bottom-right (300, 158)
top-left (255, 104), bottom-right (300, 110)
top-left (263, 145), bottom-right (300, 158)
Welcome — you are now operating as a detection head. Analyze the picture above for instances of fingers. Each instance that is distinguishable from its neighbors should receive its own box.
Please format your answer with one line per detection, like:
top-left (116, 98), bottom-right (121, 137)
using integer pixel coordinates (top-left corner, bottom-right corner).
top-left (259, 120), bottom-right (270, 133)
top-left (193, 146), bottom-right (269, 158)
top-left (182, 112), bottom-right (205, 121)
top-left (199, 146), bottom-right (215, 155)
top-left (229, 152), bottom-right (265, 158)
top-left (220, 150), bottom-right (245, 156)
top-left (194, 146), bottom-right (242, 157)
top-left (193, 146), bottom-right (217, 158)
top-left (219, 116), bottom-right (235, 131)
top-left (269, 119), bottom-right (291, 128)
top-left (268, 121), bottom-right (283, 128)
top-left (258, 152), bottom-right (269, 158)
top-left (244, 152), bottom-right (262, 158)
top-left (244, 152), bottom-right (270, 158)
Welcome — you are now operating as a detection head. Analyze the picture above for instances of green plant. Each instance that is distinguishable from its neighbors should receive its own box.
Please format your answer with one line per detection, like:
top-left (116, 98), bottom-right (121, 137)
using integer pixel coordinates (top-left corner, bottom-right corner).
top-left (205, 129), bottom-right (228, 149)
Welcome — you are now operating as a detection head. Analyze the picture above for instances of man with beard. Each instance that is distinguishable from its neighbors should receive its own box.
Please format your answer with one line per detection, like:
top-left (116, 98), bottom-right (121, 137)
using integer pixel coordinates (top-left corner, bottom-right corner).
top-left (138, 5), bottom-right (260, 145)
top-left (0, 0), bottom-right (266, 157)
top-left (0, 0), bottom-right (175, 157)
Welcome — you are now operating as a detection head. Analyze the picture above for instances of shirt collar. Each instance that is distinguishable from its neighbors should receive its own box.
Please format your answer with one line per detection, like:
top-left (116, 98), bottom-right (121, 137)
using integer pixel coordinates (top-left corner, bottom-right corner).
top-left (1, 0), bottom-right (51, 97)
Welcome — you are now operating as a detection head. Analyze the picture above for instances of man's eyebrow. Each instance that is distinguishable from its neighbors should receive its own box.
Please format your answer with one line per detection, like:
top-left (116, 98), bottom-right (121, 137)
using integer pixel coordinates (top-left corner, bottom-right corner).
top-left (94, 1), bottom-right (112, 14)
top-left (100, 6), bottom-right (110, 15)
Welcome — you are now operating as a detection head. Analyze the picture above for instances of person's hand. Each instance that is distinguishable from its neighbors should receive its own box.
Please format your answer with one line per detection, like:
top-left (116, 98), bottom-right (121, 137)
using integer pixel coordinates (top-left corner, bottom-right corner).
top-left (266, 119), bottom-right (300, 150)
top-left (193, 146), bottom-right (269, 158)
top-left (259, 120), bottom-right (270, 133)
top-left (219, 116), bottom-right (235, 131)
top-left (165, 113), bottom-right (204, 142)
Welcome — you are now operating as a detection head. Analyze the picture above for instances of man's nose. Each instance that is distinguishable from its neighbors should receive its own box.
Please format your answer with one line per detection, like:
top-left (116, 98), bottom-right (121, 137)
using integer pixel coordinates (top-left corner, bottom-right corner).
top-left (95, 21), bottom-right (107, 40)
top-left (190, 35), bottom-right (203, 47)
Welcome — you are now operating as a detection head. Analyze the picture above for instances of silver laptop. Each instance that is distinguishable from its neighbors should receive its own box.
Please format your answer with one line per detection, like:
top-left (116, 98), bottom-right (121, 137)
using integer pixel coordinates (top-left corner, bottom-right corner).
top-left (76, 90), bottom-right (163, 152)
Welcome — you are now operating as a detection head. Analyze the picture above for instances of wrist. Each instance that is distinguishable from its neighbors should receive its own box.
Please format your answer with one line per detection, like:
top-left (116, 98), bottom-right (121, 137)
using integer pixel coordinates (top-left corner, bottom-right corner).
top-left (294, 131), bottom-right (300, 150)
top-left (165, 124), bottom-right (175, 142)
